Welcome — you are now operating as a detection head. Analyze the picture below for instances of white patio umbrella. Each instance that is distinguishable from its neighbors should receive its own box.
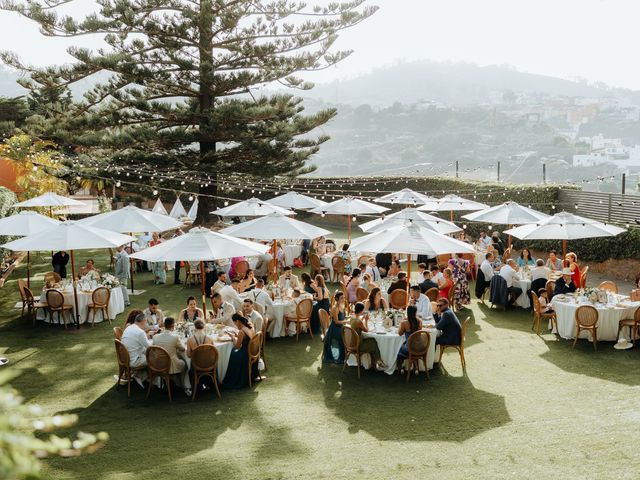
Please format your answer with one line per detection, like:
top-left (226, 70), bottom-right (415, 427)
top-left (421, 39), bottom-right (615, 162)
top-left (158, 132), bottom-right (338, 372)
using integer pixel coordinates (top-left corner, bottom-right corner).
top-left (310, 197), bottom-right (389, 242)
top-left (131, 227), bottom-right (269, 315)
top-left (0, 211), bottom-right (61, 288)
top-left (187, 198), bottom-right (199, 221)
top-left (348, 223), bottom-right (475, 288)
top-left (15, 192), bottom-right (86, 218)
top-left (359, 208), bottom-right (462, 235)
top-left (504, 211), bottom-right (626, 257)
top-left (212, 197), bottom-right (293, 217)
top-left (374, 188), bottom-right (438, 205)
top-left (2, 222), bottom-right (135, 328)
top-left (169, 197), bottom-right (188, 219)
top-left (78, 205), bottom-right (183, 293)
top-left (266, 191), bottom-right (328, 210)
top-left (151, 198), bottom-right (168, 215)
top-left (418, 194), bottom-right (489, 221)
top-left (221, 213), bottom-right (332, 281)
top-left (462, 201), bottom-right (551, 247)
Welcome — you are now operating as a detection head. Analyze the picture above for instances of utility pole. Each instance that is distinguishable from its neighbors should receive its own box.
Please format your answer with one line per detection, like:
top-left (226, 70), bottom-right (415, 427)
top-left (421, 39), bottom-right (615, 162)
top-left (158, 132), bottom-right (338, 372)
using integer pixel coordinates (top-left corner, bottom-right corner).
top-left (622, 173), bottom-right (626, 194)
top-left (497, 161), bottom-right (501, 182)
top-left (542, 163), bottom-right (546, 184)
top-left (455, 160), bottom-right (459, 178)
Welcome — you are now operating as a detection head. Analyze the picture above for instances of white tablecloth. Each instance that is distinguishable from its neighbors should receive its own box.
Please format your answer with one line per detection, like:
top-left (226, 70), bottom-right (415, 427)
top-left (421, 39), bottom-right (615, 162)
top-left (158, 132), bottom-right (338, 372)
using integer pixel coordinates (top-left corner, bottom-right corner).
top-left (37, 286), bottom-right (125, 324)
top-left (348, 327), bottom-right (438, 375)
top-left (181, 338), bottom-right (234, 382)
top-left (284, 245), bottom-right (303, 266)
top-left (268, 299), bottom-right (298, 338)
top-left (515, 278), bottom-right (531, 309)
top-left (551, 297), bottom-right (640, 341)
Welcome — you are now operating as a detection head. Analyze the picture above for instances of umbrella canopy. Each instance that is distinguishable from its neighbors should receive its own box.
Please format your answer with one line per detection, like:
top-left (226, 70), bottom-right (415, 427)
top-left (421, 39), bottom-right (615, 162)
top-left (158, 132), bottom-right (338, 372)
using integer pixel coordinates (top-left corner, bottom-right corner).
top-left (14, 192), bottom-right (85, 208)
top-left (462, 201), bottom-right (550, 224)
top-left (169, 198), bottom-right (188, 219)
top-left (0, 211), bottom-right (60, 236)
top-left (220, 213), bottom-right (332, 240)
top-left (130, 227), bottom-right (269, 262)
top-left (266, 191), bottom-right (328, 210)
top-left (310, 196), bottom-right (389, 216)
top-left (212, 197), bottom-right (294, 217)
top-left (187, 198), bottom-right (199, 221)
top-left (348, 224), bottom-right (475, 256)
top-left (2, 221), bottom-right (135, 252)
top-left (78, 205), bottom-right (182, 233)
top-left (504, 211), bottom-right (626, 241)
top-left (418, 194), bottom-right (489, 212)
top-left (151, 198), bottom-right (168, 215)
top-left (374, 188), bottom-right (438, 205)
top-left (359, 208), bottom-right (461, 235)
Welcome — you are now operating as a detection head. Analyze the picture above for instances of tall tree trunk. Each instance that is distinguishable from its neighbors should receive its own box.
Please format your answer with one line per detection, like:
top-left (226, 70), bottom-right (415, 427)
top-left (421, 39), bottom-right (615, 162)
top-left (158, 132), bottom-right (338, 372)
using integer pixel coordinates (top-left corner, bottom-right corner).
top-left (195, 0), bottom-right (217, 226)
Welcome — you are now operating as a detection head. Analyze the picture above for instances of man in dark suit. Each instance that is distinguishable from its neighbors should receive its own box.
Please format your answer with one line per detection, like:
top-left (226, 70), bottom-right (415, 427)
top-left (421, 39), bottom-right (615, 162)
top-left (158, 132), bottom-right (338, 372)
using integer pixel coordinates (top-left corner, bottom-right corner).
top-left (419, 270), bottom-right (439, 294)
top-left (376, 252), bottom-right (393, 278)
top-left (387, 272), bottom-right (408, 294)
top-left (553, 268), bottom-right (577, 296)
top-left (433, 298), bottom-right (462, 345)
top-left (52, 251), bottom-right (69, 278)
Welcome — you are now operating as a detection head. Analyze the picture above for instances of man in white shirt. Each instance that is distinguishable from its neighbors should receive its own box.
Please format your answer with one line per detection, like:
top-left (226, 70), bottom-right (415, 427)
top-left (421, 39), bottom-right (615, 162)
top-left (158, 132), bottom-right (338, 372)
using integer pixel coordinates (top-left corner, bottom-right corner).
top-left (143, 298), bottom-right (165, 329)
top-left (242, 299), bottom-right (264, 334)
top-left (409, 285), bottom-right (433, 321)
top-left (209, 293), bottom-right (235, 326)
top-left (278, 266), bottom-right (300, 290)
top-left (219, 278), bottom-right (243, 310)
top-left (151, 316), bottom-right (191, 395)
top-left (480, 252), bottom-right (496, 283)
top-left (499, 259), bottom-right (522, 304)
top-left (478, 230), bottom-right (492, 249)
top-left (211, 271), bottom-right (228, 296)
top-left (284, 289), bottom-right (312, 335)
top-left (120, 312), bottom-right (151, 386)
top-left (531, 258), bottom-right (551, 282)
top-left (365, 257), bottom-right (382, 282)
top-left (431, 265), bottom-right (445, 287)
top-left (248, 279), bottom-right (274, 311)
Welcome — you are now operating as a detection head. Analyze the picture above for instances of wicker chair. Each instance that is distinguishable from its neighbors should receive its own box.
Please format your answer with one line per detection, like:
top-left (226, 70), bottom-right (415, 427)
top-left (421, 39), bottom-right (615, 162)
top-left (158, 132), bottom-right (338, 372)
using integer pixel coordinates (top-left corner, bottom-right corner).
top-left (318, 308), bottom-right (330, 337)
top-left (45, 289), bottom-right (73, 328)
top-left (145, 346), bottom-right (173, 401)
top-left (191, 344), bottom-right (221, 400)
top-left (87, 286), bottom-right (111, 326)
top-left (184, 262), bottom-right (201, 288)
top-left (113, 326), bottom-right (123, 340)
top-left (598, 281), bottom-right (618, 293)
top-left (260, 316), bottom-right (269, 370)
top-left (405, 330), bottom-right (431, 383)
top-left (114, 340), bottom-right (146, 397)
top-left (357, 255), bottom-right (372, 267)
top-left (248, 332), bottom-right (262, 388)
top-left (502, 248), bottom-right (512, 261)
top-left (545, 280), bottom-right (555, 299)
top-left (43, 271), bottom-right (61, 285)
top-left (573, 305), bottom-right (599, 351)
top-left (389, 289), bottom-right (408, 309)
top-left (425, 287), bottom-right (439, 302)
top-left (284, 298), bottom-right (313, 342)
top-left (17, 279), bottom-right (40, 318)
top-left (356, 287), bottom-right (369, 302)
top-left (309, 253), bottom-right (329, 280)
top-left (531, 292), bottom-right (557, 335)
top-left (342, 324), bottom-right (365, 379)
top-left (331, 256), bottom-right (346, 283)
top-left (617, 306), bottom-right (640, 345)
top-left (23, 286), bottom-right (46, 327)
top-left (438, 317), bottom-right (470, 370)
top-left (580, 266), bottom-right (589, 289)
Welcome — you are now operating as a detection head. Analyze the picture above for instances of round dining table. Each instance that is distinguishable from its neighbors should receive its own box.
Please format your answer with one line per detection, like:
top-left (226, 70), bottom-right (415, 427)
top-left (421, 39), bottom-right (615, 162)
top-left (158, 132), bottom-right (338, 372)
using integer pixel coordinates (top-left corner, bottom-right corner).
top-left (37, 285), bottom-right (125, 324)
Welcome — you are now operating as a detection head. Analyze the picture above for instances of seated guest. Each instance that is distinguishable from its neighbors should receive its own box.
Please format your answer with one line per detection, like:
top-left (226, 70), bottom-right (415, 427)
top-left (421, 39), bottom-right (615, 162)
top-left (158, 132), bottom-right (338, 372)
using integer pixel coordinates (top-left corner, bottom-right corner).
top-left (120, 312), bottom-right (151, 386)
top-left (336, 244), bottom-right (353, 275)
top-left (431, 265), bottom-right (445, 287)
top-left (546, 250), bottom-right (562, 272)
top-left (349, 302), bottom-right (382, 369)
top-left (284, 289), bottom-right (313, 318)
top-left (238, 269), bottom-right (256, 293)
top-left (477, 230), bottom-right (492, 249)
top-left (531, 259), bottom-right (551, 282)
top-left (278, 266), bottom-right (300, 290)
top-left (219, 278), bottom-right (244, 310)
top-left (357, 263), bottom-right (367, 280)
top-left (409, 285), bottom-right (433, 320)
top-left (80, 259), bottom-right (98, 278)
top-left (419, 270), bottom-right (439, 294)
top-left (361, 273), bottom-right (377, 292)
top-left (364, 287), bottom-right (388, 312)
top-left (323, 292), bottom-right (347, 364)
top-left (437, 268), bottom-right (454, 300)
top-left (209, 293), bottom-right (235, 326)
top-left (387, 260), bottom-right (401, 278)
top-left (500, 259), bottom-right (522, 305)
top-left (152, 317), bottom-right (191, 396)
top-left (254, 250), bottom-right (273, 280)
top-left (365, 257), bottom-right (382, 282)
top-left (211, 271), bottom-right (227, 295)
top-left (345, 268), bottom-right (362, 303)
top-left (222, 313), bottom-right (259, 389)
top-left (564, 252), bottom-right (581, 289)
top-left (242, 299), bottom-right (264, 334)
top-left (387, 272), bottom-right (408, 294)
top-left (480, 252), bottom-right (495, 284)
top-left (143, 298), bottom-right (164, 329)
top-left (246, 278), bottom-right (274, 312)
top-left (311, 274), bottom-right (330, 334)
top-left (123, 309), bottom-right (143, 331)
top-left (179, 296), bottom-right (204, 323)
top-left (375, 252), bottom-right (393, 277)
top-left (228, 256), bottom-right (246, 281)
top-left (415, 263), bottom-right (427, 282)
top-left (301, 272), bottom-right (315, 296)
top-left (554, 268), bottom-right (577, 295)
top-left (537, 288), bottom-right (554, 313)
top-left (397, 305), bottom-right (424, 368)
top-left (186, 319), bottom-right (213, 359)
top-left (433, 298), bottom-right (462, 345)
top-left (491, 233), bottom-right (504, 255)
top-left (487, 245), bottom-right (502, 269)
top-left (517, 248), bottom-right (535, 268)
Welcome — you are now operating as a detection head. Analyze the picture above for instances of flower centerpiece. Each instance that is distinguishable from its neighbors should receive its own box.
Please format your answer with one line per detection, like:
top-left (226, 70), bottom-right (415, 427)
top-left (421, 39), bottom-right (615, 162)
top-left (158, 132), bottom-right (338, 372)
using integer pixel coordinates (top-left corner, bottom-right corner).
top-left (101, 273), bottom-right (120, 289)
top-left (579, 287), bottom-right (600, 304)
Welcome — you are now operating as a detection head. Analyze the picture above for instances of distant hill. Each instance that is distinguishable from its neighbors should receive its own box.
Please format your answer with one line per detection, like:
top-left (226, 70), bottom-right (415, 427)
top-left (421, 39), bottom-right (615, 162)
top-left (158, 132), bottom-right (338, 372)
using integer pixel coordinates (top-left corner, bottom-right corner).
top-left (305, 61), bottom-right (640, 106)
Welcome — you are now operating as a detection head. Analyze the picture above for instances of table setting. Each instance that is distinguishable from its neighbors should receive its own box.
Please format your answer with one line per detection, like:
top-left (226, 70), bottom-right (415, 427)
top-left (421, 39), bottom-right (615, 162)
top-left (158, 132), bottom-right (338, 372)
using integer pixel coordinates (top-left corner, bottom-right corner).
top-left (176, 322), bottom-right (236, 382)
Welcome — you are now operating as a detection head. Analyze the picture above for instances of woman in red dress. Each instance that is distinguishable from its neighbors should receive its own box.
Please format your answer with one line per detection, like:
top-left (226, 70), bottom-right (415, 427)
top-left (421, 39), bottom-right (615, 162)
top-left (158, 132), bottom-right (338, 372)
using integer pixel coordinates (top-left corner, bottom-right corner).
top-left (438, 268), bottom-right (455, 300)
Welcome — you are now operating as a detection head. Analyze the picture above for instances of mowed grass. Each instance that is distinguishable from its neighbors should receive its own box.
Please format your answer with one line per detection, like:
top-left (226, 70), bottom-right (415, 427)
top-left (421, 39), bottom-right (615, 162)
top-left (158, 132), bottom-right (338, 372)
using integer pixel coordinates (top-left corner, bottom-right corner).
top-left (1, 249), bottom-right (640, 480)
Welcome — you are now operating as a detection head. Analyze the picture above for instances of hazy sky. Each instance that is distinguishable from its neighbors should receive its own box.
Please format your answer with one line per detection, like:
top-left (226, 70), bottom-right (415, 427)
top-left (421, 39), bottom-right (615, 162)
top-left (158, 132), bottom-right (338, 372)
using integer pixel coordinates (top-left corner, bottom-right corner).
top-left (1, 0), bottom-right (639, 89)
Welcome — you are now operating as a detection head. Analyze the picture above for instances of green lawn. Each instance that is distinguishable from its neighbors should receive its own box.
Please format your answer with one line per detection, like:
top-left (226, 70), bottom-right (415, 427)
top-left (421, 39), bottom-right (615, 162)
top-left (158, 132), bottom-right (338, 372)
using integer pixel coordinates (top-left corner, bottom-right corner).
top-left (2, 250), bottom-right (640, 479)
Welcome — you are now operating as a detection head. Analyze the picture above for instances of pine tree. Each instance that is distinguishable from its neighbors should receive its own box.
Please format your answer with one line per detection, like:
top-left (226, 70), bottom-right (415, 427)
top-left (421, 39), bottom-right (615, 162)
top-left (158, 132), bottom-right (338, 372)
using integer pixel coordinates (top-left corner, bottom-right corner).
top-left (0, 0), bottom-right (377, 222)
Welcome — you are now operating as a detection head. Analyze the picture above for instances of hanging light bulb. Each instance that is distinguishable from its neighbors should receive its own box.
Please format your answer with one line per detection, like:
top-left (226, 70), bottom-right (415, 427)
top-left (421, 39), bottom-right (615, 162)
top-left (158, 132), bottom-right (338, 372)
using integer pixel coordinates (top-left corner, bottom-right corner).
top-left (488, 225), bottom-right (492, 230)
top-left (224, 201), bottom-right (229, 206)
top-left (153, 190), bottom-right (158, 196)
top-left (116, 181), bottom-right (121, 187)
top-left (321, 213), bottom-right (325, 218)
top-left (188, 195), bottom-right (194, 202)
top-left (463, 224), bottom-right (467, 229)
top-left (352, 216), bottom-right (356, 222)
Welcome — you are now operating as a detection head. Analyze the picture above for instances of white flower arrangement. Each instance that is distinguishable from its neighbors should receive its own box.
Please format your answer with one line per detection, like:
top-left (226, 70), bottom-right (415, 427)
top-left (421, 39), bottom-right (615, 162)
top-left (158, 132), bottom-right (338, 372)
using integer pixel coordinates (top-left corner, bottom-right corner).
top-left (101, 273), bottom-right (120, 288)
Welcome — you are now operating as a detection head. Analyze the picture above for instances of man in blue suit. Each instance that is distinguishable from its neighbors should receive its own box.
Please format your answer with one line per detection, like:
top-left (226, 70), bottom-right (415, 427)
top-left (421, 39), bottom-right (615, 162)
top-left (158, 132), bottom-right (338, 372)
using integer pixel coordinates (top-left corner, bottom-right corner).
top-left (433, 298), bottom-right (462, 345)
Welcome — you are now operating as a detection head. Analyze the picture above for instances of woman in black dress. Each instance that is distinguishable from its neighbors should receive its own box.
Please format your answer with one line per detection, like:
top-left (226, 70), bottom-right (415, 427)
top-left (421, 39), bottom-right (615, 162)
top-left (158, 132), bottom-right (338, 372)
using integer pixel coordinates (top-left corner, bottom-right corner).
top-left (222, 313), bottom-right (259, 389)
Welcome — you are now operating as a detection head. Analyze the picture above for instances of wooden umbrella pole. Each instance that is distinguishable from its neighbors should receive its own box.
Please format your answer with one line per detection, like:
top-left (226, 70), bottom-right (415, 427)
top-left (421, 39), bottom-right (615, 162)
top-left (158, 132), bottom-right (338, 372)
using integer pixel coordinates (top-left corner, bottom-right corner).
top-left (406, 252), bottom-right (411, 293)
top-left (508, 225), bottom-right (512, 249)
top-left (27, 251), bottom-right (30, 289)
top-left (563, 239), bottom-right (567, 258)
top-left (272, 239), bottom-right (278, 284)
top-left (70, 250), bottom-right (80, 329)
top-left (200, 260), bottom-right (207, 318)
top-left (347, 215), bottom-right (351, 244)
top-left (450, 210), bottom-right (453, 222)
